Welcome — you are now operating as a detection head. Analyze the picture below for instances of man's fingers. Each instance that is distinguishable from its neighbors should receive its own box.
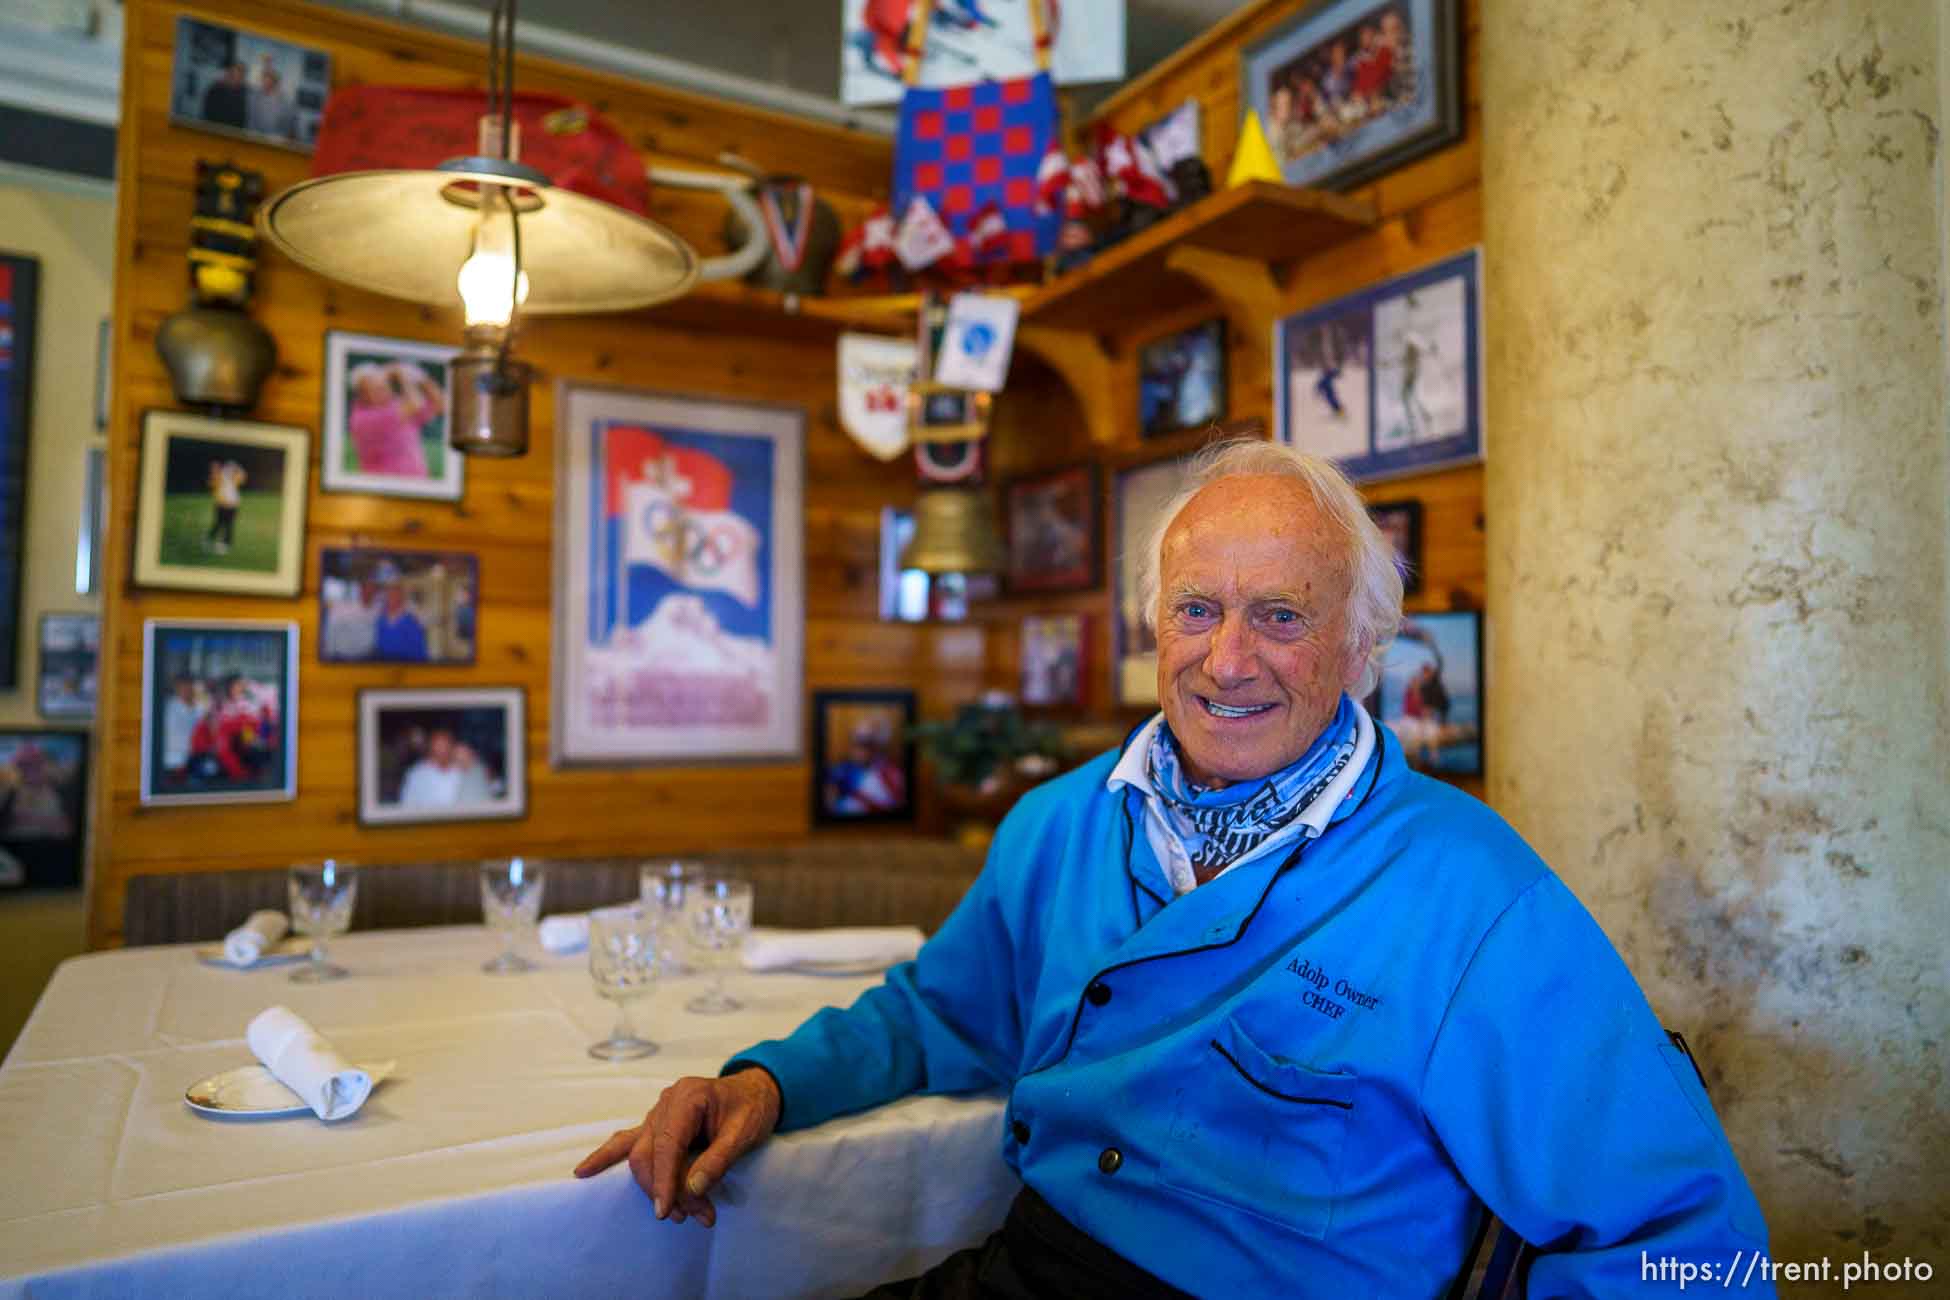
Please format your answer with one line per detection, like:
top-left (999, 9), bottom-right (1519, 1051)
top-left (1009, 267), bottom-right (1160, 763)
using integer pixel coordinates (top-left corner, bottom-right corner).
top-left (647, 1088), bottom-right (709, 1218)
top-left (573, 1126), bottom-right (640, 1179)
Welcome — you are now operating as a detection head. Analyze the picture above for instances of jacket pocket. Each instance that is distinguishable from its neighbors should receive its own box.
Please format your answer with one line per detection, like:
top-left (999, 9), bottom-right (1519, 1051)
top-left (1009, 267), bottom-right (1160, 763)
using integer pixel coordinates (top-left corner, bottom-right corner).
top-left (1159, 1014), bottom-right (1356, 1239)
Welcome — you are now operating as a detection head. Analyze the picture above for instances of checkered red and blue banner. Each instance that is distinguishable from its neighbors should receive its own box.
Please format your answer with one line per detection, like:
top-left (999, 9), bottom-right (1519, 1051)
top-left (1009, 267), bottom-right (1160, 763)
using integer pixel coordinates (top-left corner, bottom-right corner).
top-left (893, 74), bottom-right (1061, 265)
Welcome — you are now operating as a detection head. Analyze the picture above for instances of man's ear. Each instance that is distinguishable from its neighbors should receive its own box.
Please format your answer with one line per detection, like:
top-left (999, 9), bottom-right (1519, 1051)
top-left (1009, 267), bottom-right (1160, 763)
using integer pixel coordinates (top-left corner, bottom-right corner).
top-left (1343, 626), bottom-right (1374, 690)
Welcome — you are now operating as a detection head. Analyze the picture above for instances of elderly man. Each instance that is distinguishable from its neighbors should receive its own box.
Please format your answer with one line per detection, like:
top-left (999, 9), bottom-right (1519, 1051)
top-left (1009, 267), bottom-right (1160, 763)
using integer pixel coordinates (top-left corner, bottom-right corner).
top-left (577, 440), bottom-right (1770, 1296)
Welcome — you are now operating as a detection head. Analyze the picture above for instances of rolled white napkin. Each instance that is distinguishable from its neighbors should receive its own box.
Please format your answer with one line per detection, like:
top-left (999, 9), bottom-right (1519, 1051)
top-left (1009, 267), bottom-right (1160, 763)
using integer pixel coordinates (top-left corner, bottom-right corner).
top-left (223, 910), bottom-right (289, 966)
top-left (741, 926), bottom-right (926, 972)
top-left (538, 912), bottom-right (589, 954)
top-left (246, 1006), bottom-right (373, 1122)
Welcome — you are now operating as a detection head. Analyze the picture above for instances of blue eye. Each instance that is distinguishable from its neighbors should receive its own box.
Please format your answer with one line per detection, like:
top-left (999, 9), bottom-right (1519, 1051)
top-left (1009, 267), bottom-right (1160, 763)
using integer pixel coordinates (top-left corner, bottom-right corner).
top-left (1269, 609), bottom-right (1297, 624)
top-left (1181, 602), bottom-right (1212, 620)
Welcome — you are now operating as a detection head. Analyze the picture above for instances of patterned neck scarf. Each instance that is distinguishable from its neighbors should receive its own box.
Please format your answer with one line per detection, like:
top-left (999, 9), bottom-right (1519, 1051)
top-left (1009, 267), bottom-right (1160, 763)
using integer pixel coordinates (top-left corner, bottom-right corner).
top-left (1146, 694), bottom-right (1361, 877)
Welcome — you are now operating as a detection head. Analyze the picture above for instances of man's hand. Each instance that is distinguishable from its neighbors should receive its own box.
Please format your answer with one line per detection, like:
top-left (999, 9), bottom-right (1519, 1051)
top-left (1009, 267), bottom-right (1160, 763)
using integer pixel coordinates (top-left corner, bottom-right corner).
top-left (573, 1069), bottom-right (782, 1227)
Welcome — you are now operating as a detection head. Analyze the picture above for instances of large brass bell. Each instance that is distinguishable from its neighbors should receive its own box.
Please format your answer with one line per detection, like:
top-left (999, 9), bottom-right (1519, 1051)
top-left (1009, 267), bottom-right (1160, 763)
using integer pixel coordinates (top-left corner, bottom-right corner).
top-left (899, 488), bottom-right (1007, 575)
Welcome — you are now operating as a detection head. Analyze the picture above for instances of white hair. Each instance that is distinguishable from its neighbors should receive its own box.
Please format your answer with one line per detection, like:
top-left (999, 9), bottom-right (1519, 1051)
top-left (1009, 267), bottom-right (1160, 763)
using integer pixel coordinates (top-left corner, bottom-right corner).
top-left (1133, 438), bottom-right (1404, 696)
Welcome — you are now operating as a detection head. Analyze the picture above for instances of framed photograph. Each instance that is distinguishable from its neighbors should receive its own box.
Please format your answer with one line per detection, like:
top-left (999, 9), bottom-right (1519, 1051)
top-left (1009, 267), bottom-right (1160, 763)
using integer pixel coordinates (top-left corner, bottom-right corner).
top-left (553, 382), bottom-right (805, 765)
top-left (1365, 610), bottom-right (1481, 776)
top-left (169, 16), bottom-right (332, 153)
top-left (321, 331), bottom-right (464, 501)
top-left (1241, 0), bottom-right (1463, 192)
top-left (1368, 498), bottom-right (1424, 597)
top-left (0, 254), bottom-right (39, 690)
top-left (358, 687), bottom-right (527, 826)
top-left (1021, 613), bottom-right (1087, 708)
top-left (94, 317), bottom-right (110, 432)
top-left (140, 619), bottom-right (298, 806)
top-left (1003, 464), bottom-right (1100, 594)
top-left (1277, 248), bottom-right (1482, 484)
top-left (134, 411), bottom-right (310, 596)
top-left (811, 689), bottom-right (916, 826)
top-left (0, 729), bottom-right (89, 889)
top-left (1138, 319), bottom-right (1228, 438)
top-left (1111, 454), bottom-right (1194, 709)
top-left (37, 613), bottom-right (99, 720)
top-left (320, 547), bottom-right (479, 664)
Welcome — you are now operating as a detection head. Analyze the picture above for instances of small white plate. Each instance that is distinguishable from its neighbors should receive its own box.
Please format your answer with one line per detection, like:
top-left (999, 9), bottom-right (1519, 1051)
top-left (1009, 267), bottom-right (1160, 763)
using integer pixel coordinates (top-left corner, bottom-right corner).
top-left (184, 1061), bottom-right (396, 1119)
top-left (195, 937), bottom-right (312, 970)
top-left (776, 958), bottom-right (897, 977)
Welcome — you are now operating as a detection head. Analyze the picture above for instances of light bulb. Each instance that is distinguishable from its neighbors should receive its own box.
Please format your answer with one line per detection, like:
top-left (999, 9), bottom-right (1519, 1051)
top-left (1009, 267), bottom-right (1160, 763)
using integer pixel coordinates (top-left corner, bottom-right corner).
top-left (455, 190), bottom-right (530, 328)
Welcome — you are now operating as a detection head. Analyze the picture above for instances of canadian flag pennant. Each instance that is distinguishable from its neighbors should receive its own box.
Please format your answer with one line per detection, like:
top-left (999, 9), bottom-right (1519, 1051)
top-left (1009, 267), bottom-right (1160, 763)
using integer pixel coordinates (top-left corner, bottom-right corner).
top-left (895, 195), bottom-right (956, 271)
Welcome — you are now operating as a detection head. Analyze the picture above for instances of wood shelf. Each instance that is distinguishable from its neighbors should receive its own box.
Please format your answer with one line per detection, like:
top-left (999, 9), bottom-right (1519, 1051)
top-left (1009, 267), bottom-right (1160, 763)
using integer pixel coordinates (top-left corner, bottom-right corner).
top-left (1020, 181), bottom-right (1375, 331)
top-left (647, 182), bottom-right (1374, 341)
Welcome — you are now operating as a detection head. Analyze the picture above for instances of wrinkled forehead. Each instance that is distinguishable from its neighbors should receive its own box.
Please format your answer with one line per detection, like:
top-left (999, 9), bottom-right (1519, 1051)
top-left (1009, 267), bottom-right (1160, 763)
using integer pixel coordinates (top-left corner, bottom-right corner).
top-left (1162, 477), bottom-right (1355, 598)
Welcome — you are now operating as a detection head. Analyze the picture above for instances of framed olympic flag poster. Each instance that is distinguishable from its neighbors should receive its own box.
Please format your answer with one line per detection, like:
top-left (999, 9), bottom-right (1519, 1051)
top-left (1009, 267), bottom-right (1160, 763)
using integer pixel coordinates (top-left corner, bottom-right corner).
top-left (1276, 248), bottom-right (1482, 484)
top-left (553, 383), bottom-right (805, 765)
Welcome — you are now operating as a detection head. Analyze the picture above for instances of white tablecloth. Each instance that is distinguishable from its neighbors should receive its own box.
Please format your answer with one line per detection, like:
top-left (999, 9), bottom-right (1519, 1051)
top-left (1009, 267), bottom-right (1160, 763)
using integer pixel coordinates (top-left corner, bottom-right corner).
top-left (0, 925), bottom-right (1016, 1298)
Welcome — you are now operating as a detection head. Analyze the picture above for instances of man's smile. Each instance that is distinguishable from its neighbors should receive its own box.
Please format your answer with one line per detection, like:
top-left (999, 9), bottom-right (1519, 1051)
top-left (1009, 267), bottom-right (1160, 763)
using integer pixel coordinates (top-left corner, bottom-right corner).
top-left (1198, 696), bottom-right (1277, 719)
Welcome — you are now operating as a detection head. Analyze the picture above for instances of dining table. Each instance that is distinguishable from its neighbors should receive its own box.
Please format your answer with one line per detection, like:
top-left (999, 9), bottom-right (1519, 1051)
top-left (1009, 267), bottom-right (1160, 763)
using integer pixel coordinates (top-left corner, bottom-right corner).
top-left (0, 923), bottom-right (1017, 1298)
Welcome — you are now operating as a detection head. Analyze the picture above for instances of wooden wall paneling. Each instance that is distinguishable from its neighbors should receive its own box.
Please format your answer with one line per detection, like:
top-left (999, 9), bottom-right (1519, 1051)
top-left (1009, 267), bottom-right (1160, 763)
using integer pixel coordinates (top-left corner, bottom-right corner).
top-left (90, 0), bottom-right (966, 946)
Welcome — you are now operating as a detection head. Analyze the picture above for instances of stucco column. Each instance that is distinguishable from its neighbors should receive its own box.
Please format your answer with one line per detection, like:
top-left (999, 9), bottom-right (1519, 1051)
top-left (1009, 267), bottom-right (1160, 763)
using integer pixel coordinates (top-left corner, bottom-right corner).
top-left (1482, 1), bottom-right (1948, 1284)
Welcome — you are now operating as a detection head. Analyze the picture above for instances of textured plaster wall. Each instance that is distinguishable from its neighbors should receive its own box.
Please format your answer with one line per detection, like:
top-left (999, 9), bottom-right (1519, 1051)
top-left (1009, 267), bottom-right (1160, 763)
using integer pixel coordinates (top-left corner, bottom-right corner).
top-left (1481, 0), bottom-right (1948, 1287)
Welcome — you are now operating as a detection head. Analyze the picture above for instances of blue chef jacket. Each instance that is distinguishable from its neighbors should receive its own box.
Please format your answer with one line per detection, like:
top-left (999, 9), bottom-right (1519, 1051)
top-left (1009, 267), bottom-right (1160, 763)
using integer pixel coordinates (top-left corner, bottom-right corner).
top-left (728, 724), bottom-right (1772, 1298)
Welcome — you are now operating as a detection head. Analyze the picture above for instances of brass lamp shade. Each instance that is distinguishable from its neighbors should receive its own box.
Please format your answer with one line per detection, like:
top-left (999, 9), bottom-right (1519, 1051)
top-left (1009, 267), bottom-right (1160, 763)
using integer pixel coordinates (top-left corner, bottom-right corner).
top-left (900, 488), bottom-right (1007, 575)
top-left (256, 163), bottom-right (701, 312)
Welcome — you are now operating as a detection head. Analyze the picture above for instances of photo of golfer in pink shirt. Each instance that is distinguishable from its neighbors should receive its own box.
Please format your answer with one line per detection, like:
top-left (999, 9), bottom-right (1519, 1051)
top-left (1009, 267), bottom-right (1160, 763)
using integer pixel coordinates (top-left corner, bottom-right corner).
top-left (323, 332), bottom-right (464, 501)
top-left (347, 361), bottom-right (445, 478)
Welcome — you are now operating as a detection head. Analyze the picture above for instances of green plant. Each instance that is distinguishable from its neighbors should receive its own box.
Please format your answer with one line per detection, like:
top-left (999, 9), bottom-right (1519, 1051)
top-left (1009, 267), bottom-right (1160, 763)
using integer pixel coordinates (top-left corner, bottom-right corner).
top-left (909, 694), bottom-right (1066, 792)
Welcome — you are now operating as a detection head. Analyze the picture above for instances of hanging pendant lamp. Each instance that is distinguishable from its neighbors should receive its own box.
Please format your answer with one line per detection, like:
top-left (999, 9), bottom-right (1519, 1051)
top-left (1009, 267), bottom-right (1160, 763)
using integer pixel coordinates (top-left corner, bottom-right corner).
top-left (255, 0), bottom-right (700, 456)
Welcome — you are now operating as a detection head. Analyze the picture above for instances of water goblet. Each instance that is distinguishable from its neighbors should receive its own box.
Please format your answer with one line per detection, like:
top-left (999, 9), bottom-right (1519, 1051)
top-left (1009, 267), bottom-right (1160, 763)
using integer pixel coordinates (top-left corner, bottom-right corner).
top-left (480, 857), bottom-right (546, 974)
top-left (639, 859), bottom-right (700, 976)
top-left (587, 903), bottom-right (661, 1061)
top-left (288, 861), bottom-right (358, 983)
top-left (683, 877), bottom-right (752, 1015)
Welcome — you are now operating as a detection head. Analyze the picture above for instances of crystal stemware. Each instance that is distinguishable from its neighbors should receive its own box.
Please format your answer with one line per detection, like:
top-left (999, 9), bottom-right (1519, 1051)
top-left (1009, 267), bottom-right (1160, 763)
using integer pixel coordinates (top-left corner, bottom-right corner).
top-left (480, 857), bottom-right (546, 974)
top-left (588, 903), bottom-right (660, 1060)
top-left (638, 859), bottom-right (700, 976)
top-left (683, 877), bottom-right (752, 1015)
top-left (288, 861), bottom-right (358, 983)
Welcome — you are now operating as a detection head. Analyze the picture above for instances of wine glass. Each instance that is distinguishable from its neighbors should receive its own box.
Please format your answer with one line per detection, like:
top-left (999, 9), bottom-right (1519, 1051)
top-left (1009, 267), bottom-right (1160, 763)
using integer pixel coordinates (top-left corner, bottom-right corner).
top-left (479, 857), bottom-right (546, 974)
top-left (587, 903), bottom-right (660, 1060)
top-left (288, 861), bottom-right (358, 983)
top-left (683, 877), bottom-right (752, 1015)
top-left (638, 859), bottom-right (700, 976)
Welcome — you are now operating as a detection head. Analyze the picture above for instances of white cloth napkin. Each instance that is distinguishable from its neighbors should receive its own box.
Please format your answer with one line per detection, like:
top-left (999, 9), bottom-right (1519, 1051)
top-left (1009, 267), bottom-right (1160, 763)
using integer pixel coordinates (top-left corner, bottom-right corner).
top-left (246, 1006), bottom-right (374, 1122)
top-left (223, 910), bottom-right (289, 966)
top-left (741, 926), bottom-right (926, 972)
top-left (538, 913), bottom-right (589, 954)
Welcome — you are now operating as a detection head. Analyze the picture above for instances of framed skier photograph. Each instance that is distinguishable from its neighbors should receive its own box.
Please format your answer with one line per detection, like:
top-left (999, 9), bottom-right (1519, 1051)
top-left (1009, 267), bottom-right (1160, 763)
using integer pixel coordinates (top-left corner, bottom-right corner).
top-left (1364, 609), bottom-right (1482, 776)
top-left (1276, 248), bottom-right (1482, 484)
top-left (1138, 319), bottom-right (1227, 439)
top-left (810, 689), bottom-right (916, 826)
top-left (552, 382), bottom-right (805, 765)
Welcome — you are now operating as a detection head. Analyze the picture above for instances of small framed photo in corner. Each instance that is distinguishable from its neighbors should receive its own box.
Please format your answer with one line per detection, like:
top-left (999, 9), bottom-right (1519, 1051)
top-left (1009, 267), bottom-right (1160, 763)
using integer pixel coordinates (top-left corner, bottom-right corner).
top-left (319, 547), bottom-right (479, 665)
top-left (1365, 609), bottom-right (1481, 776)
top-left (133, 412), bottom-right (310, 597)
top-left (321, 332), bottom-right (464, 501)
top-left (810, 689), bottom-right (916, 826)
top-left (1002, 463), bottom-right (1101, 595)
top-left (169, 16), bottom-right (332, 153)
top-left (0, 729), bottom-right (90, 889)
top-left (1367, 498), bottom-right (1424, 597)
top-left (140, 619), bottom-right (298, 806)
top-left (358, 687), bottom-right (527, 827)
top-left (37, 613), bottom-right (100, 720)
top-left (1138, 319), bottom-right (1227, 439)
top-left (1021, 613), bottom-right (1087, 708)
